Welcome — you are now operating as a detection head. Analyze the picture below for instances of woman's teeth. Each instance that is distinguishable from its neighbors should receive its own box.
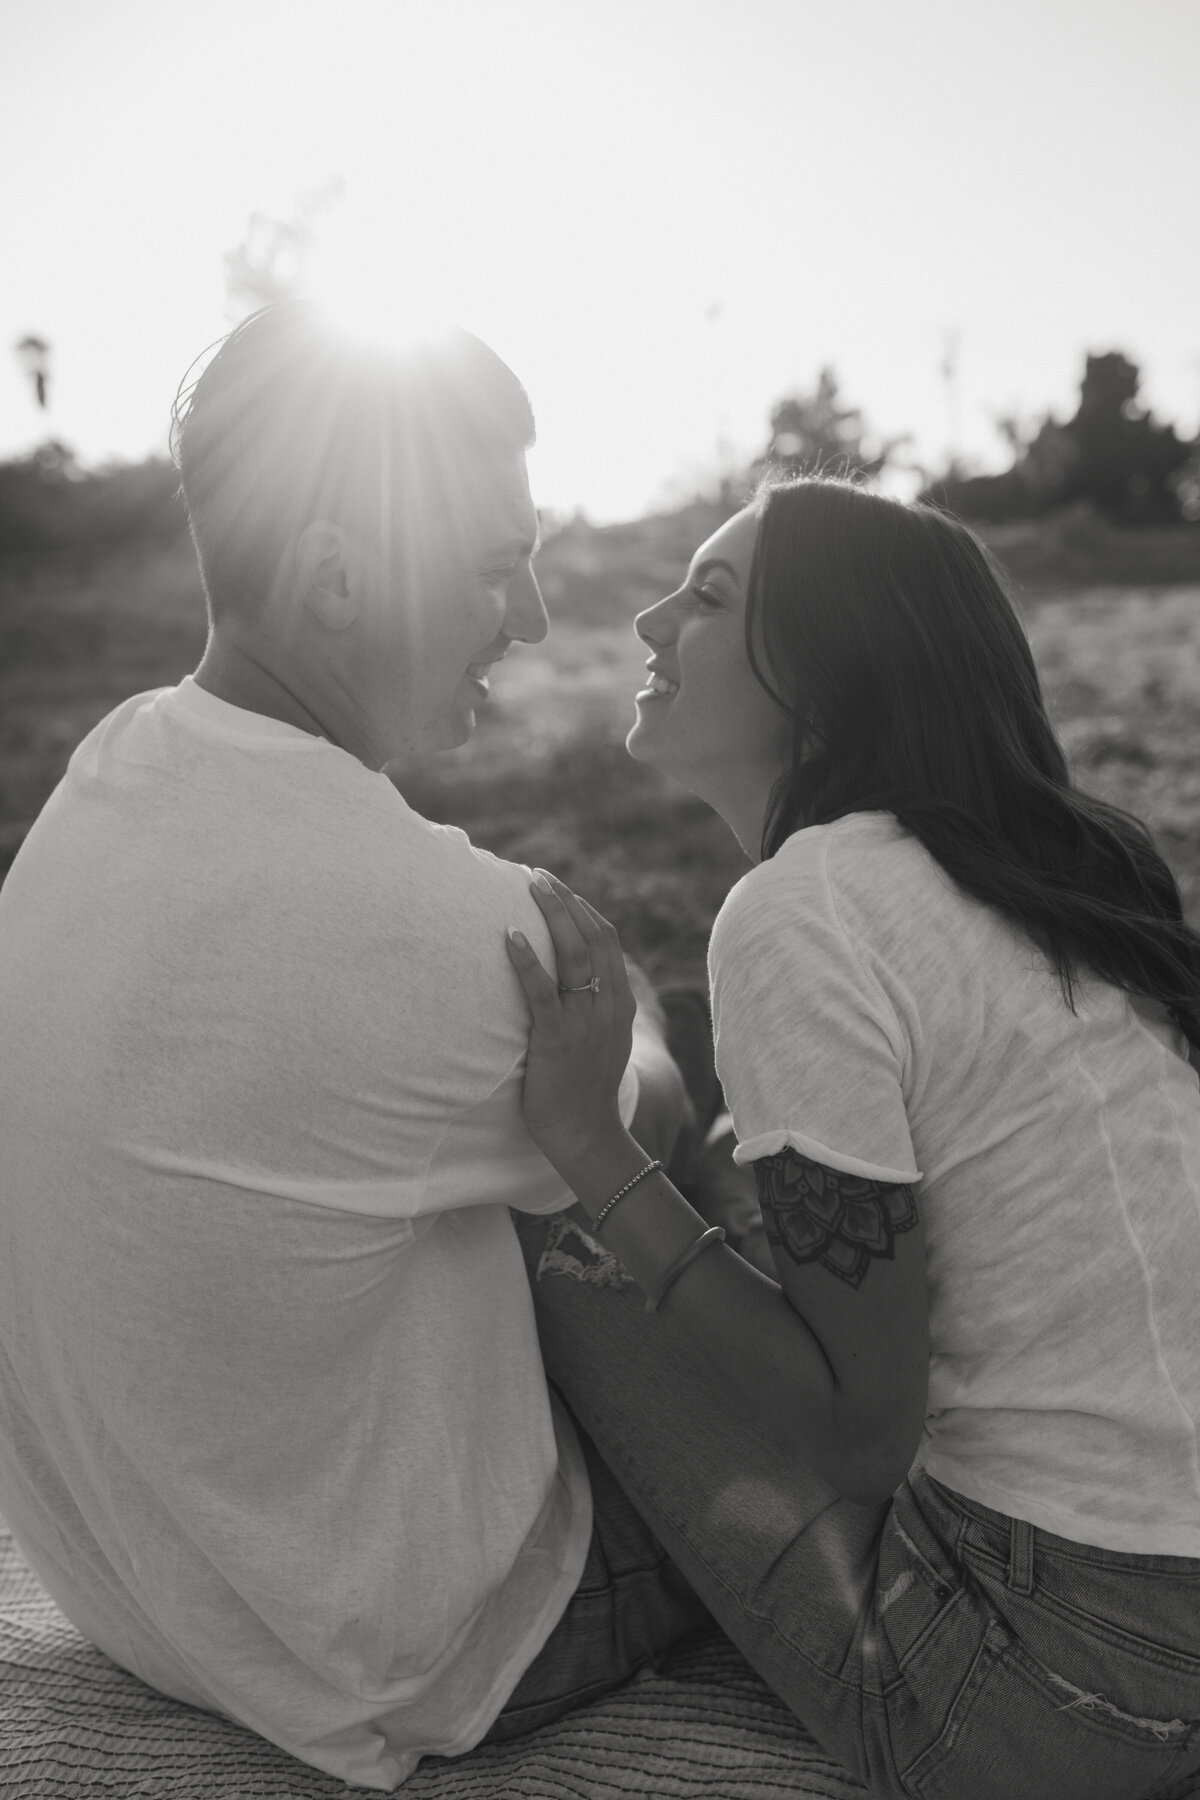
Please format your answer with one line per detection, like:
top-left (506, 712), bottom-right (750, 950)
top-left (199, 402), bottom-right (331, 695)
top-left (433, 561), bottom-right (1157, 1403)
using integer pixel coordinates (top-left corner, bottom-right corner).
top-left (643, 673), bottom-right (679, 697)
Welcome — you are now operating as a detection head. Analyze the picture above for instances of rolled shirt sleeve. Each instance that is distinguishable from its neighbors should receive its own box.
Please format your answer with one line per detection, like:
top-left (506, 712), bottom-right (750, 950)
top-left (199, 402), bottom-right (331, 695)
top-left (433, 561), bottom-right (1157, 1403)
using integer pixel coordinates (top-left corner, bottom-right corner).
top-left (708, 831), bottom-right (921, 1186)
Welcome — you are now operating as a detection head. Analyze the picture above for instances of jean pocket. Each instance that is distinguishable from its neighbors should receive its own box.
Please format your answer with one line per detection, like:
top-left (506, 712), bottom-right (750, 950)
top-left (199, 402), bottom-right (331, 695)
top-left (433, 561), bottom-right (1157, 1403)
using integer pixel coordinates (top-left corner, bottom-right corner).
top-left (955, 1529), bottom-right (1200, 1702)
top-left (1021, 1565), bottom-right (1200, 1680)
top-left (903, 1616), bottom-right (1199, 1800)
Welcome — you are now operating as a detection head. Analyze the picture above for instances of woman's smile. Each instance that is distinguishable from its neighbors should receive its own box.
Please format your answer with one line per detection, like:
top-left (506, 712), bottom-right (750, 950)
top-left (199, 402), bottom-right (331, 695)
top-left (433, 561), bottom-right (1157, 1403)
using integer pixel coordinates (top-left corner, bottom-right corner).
top-left (635, 665), bottom-right (680, 701)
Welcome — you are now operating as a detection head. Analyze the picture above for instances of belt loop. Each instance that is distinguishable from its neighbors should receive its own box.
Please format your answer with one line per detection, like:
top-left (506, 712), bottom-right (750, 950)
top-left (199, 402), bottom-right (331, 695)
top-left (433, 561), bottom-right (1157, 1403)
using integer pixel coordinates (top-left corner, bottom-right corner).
top-left (1007, 1516), bottom-right (1035, 1595)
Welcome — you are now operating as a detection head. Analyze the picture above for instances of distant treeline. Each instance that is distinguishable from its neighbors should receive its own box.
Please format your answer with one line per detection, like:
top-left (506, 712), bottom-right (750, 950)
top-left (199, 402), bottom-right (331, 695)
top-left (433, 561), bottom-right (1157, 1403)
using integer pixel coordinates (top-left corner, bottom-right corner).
top-left (0, 442), bottom-right (186, 557)
top-left (758, 353), bottom-right (1197, 529)
top-left (1, 349), bottom-right (1197, 559)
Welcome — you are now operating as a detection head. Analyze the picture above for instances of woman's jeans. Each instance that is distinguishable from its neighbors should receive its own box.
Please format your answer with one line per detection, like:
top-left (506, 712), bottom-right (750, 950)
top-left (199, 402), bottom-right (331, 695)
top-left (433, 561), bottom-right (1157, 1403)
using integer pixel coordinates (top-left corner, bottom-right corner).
top-left (514, 1211), bottom-right (1200, 1800)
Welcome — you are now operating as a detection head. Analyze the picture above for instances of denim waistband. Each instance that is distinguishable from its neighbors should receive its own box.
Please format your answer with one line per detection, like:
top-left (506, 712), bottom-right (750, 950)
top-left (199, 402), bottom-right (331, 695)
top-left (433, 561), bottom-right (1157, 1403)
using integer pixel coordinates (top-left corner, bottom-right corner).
top-left (919, 1473), bottom-right (1200, 1578)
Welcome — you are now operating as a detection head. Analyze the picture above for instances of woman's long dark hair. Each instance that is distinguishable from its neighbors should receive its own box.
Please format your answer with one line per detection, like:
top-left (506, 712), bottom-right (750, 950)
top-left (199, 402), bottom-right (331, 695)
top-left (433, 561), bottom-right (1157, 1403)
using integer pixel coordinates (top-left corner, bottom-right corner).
top-left (745, 476), bottom-right (1200, 1049)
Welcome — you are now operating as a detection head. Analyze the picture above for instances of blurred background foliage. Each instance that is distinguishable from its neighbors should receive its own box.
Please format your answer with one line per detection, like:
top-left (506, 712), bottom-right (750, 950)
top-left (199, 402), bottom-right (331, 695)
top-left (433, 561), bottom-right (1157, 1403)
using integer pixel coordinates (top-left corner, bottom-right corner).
top-left (3, 337), bottom-right (1200, 985)
top-left (924, 350), bottom-right (1200, 527)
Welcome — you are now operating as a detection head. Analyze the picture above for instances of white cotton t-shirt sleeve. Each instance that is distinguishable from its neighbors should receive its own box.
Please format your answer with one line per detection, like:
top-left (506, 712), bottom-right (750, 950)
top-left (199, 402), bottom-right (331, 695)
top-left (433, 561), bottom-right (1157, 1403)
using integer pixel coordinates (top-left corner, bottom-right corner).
top-left (708, 829), bottom-right (921, 1186)
top-left (425, 1051), bottom-right (640, 1218)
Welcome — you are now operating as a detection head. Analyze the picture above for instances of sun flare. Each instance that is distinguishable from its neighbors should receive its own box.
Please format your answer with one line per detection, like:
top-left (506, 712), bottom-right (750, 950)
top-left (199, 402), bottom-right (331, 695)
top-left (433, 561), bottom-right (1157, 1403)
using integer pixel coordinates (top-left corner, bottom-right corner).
top-left (301, 199), bottom-right (468, 364)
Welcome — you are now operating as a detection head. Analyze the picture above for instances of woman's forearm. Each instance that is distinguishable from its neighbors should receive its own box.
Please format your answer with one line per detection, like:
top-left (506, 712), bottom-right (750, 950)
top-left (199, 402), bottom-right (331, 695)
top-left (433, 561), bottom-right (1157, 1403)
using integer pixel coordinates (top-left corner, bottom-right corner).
top-left (547, 1125), bottom-right (904, 1504)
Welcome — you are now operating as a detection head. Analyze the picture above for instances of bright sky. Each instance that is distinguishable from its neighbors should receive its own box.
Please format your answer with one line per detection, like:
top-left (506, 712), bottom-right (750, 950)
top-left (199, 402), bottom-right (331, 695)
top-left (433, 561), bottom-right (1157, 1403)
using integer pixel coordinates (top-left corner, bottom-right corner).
top-left (2, 0), bottom-right (1198, 520)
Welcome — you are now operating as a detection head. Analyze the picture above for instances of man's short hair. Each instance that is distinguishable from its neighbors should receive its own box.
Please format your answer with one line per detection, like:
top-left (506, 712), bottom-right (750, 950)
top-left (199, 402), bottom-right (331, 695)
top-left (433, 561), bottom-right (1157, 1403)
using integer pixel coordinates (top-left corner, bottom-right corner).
top-left (171, 304), bottom-right (535, 619)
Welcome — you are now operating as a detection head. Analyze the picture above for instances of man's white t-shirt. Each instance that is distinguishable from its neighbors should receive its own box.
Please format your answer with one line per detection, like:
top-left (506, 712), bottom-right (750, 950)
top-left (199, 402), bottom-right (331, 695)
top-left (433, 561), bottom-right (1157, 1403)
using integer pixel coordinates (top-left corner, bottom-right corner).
top-left (710, 811), bottom-right (1200, 1556)
top-left (0, 679), bottom-right (635, 1790)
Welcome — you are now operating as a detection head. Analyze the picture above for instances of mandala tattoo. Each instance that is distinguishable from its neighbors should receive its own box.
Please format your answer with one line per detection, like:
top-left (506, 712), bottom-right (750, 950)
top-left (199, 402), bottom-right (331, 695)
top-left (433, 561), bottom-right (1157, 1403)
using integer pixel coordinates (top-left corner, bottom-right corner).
top-left (753, 1148), bottom-right (918, 1290)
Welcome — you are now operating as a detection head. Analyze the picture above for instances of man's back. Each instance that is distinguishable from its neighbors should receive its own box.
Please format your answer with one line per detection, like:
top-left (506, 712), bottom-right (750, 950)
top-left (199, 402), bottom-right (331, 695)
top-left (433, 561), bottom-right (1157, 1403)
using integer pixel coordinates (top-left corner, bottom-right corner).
top-left (0, 678), bottom-right (598, 1789)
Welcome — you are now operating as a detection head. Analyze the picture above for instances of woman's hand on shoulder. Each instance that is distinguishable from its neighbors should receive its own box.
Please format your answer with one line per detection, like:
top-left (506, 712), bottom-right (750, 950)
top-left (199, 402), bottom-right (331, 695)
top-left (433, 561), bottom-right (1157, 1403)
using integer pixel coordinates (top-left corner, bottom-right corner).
top-left (506, 871), bottom-right (637, 1176)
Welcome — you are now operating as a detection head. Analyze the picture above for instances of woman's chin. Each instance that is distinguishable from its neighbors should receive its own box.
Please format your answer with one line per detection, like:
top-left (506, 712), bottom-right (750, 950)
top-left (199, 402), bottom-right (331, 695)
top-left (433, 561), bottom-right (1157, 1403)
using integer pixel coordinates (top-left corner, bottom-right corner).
top-left (626, 718), bottom-right (697, 795)
top-left (625, 714), bottom-right (665, 767)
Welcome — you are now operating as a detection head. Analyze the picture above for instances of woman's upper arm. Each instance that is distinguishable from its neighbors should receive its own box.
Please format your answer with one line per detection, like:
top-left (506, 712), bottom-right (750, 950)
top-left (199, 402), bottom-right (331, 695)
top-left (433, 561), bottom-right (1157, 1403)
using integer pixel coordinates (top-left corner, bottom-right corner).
top-left (752, 1145), bottom-right (929, 1495)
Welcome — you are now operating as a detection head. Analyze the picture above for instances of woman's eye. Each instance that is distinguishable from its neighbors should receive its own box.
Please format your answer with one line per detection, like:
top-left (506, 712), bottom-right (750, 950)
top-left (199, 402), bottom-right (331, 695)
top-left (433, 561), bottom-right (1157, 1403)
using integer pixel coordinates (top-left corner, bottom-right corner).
top-left (692, 585), bottom-right (723, 610)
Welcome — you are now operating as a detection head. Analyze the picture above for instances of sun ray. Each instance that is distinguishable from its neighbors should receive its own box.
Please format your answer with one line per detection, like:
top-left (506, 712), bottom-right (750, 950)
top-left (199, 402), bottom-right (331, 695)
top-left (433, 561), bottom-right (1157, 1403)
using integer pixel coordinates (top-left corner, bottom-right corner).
top-left (302, 203), bottom-right (462, 363)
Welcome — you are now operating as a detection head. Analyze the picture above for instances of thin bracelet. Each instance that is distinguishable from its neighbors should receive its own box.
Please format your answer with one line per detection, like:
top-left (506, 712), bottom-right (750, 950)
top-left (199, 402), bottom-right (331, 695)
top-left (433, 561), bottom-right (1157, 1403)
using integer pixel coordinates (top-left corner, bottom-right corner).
top-left (592, 1159), bottom-right (663, 1235)
top-left (646, 1225), bottom-right (726, 1313)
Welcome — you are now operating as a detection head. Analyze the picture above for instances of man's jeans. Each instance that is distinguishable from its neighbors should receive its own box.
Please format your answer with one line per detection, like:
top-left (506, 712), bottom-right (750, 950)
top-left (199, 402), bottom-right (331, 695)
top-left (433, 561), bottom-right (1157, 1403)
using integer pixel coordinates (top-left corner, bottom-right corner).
top-left (513, 1211), bottom-right (1200, 1800)
top-left (485, 1419), bottom-right (710, 1742)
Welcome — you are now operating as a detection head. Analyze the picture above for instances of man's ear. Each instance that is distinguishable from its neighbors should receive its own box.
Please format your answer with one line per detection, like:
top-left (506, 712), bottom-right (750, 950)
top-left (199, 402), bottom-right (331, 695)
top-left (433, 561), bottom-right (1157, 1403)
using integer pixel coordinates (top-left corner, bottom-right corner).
top-left (296, 520), bottom-right (359, 631)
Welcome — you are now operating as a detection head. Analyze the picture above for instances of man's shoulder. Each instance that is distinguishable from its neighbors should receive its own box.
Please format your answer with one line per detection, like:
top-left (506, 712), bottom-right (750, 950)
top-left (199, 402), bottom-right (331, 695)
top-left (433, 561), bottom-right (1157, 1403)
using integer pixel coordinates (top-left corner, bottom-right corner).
top-left (338, 797), bottom-right (554, 986)
top-left (392, 807), bottom-right (535, 917)
top-left (71, 686), bottom-right (175, 761)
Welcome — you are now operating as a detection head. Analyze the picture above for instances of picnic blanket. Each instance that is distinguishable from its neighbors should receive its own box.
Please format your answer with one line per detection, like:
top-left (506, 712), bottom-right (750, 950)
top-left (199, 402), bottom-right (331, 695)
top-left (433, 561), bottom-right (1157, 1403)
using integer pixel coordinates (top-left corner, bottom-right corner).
top-left (0, 1516), bottom-right (869, 1799)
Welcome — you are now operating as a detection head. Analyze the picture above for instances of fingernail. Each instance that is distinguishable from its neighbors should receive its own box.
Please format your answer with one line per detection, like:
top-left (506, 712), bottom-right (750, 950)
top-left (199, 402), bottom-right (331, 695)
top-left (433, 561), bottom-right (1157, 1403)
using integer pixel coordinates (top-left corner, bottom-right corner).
top-left (508, 929), bottom-right (527, 948)
top-left (532, 873), bottom-right (552, 894)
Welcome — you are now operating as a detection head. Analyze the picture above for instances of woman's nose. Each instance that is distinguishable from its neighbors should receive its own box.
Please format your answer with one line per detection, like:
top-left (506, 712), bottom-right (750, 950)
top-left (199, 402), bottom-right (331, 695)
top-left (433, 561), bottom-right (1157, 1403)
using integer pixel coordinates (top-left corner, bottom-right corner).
top-left (635, 591), bottom-right (678, 646)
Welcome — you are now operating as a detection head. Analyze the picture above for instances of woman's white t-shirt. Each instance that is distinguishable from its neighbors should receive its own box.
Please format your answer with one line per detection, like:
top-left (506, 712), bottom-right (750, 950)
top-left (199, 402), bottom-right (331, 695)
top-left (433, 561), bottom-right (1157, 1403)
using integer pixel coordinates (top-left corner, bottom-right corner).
top-left (709, 811), bottom-right (1200, 1556)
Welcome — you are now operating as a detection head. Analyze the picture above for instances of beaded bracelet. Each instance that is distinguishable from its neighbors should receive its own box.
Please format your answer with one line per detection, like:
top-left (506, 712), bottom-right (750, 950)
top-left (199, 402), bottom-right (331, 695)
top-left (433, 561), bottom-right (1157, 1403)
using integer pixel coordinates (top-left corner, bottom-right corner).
top-left (591, 1159), bottom-right (664, 1235)
top-left (646, 1225), bottom-right (726, 1313)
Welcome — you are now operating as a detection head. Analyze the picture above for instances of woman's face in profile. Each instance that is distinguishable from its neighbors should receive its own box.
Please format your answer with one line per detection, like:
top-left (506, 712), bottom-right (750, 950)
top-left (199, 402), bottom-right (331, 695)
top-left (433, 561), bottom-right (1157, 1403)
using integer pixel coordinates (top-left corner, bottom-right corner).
top-left (627, 507), bottom-right (790, 830)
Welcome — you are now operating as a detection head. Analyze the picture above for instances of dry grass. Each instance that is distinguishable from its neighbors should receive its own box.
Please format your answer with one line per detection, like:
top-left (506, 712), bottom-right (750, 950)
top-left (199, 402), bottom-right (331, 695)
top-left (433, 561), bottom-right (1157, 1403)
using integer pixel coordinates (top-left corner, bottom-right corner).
top-left (1023, 585), bottom-right (1200, 918)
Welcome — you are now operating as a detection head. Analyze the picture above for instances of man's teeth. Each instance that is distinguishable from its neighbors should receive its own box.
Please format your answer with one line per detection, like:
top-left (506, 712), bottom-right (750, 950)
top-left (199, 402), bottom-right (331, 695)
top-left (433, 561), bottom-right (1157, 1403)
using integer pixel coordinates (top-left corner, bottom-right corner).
top-left (645, 673), bottom-right (678, 696)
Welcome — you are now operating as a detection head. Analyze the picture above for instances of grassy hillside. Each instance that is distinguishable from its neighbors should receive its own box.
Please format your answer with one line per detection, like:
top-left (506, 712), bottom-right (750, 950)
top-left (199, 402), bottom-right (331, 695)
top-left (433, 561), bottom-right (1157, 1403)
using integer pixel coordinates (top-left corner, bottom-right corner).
top-left (3, 508), bottom-right (1200, 984)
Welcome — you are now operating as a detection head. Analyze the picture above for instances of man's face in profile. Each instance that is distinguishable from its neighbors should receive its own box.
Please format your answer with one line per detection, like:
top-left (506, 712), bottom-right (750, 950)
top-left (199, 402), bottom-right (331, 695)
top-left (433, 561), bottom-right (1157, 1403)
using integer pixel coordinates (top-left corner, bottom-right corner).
top-left (354, 450), bottom-right (549, 764)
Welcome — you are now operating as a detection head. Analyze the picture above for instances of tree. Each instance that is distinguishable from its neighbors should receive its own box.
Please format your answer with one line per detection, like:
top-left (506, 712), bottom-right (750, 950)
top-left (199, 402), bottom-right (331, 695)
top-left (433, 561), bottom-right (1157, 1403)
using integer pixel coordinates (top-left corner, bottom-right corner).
top-left (1061, 352), bottom-right (1193, 524)
top-left (922, 352), bottom-right (1197, 525)
top-left (223, 180), bottom-right (345, 318)
top-left (14, 335), bottom-right (51, 410)
top-left (758, 367), bottom-right (903, 483)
